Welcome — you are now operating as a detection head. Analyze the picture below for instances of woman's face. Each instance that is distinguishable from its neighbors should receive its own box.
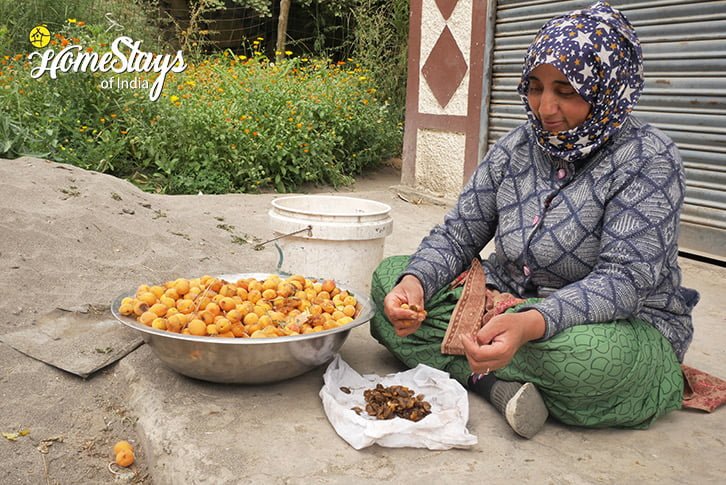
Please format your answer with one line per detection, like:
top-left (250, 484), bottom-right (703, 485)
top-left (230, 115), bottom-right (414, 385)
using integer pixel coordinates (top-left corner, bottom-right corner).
top-left (526, 63), bottom-right (591, 132)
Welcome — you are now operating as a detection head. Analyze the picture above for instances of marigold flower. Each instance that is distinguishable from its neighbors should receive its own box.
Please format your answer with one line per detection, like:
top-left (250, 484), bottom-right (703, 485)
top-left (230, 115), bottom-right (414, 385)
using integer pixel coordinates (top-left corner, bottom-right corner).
top-left (68, 18), bottom-right (77, 23)
top-left (170, 95), bottom-right (179, 103)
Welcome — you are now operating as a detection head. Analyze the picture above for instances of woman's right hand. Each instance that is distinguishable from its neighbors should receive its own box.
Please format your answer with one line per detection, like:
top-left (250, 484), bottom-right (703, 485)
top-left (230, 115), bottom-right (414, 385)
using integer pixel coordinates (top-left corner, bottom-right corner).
top-left (383, 275), bottom-right (426, 337)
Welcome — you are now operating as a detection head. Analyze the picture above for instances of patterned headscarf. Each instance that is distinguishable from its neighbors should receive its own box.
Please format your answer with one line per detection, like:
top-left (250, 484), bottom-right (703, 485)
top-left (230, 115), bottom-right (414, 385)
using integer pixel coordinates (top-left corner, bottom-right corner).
top-left (518, 1), bottom-right (644, 163)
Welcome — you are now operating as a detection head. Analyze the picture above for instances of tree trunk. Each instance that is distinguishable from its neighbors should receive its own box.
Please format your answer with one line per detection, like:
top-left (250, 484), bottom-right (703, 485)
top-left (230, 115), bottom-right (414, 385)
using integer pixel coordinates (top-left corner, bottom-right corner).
top-left (276, 0), bottom-right (292, 62)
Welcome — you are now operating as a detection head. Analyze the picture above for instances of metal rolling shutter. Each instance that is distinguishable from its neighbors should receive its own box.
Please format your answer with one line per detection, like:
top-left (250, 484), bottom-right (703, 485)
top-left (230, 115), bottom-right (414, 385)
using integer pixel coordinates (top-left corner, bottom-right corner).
top-left (483, 0), bottom-right (726, 261)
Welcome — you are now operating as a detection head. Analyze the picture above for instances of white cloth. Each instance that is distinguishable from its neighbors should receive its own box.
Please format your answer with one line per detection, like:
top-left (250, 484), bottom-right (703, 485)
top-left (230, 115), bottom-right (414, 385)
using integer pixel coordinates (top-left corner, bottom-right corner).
top-left (319, 355), bottom-right (478, 450)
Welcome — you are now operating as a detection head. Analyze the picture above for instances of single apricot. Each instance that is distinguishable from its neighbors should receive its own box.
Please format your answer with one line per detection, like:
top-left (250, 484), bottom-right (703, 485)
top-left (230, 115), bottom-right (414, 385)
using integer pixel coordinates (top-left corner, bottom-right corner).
top-left (138, 311), bottom-right (157, 326)
top-left (258, 315), bottom-right (272, 328)
top-left (262, 277), bottom-right (279, 291)
top-left (113, 440), bottom-right (133, 455)
top-left (137, 283), bottom-right (151, 294)
top-left (132, 300), bottom-right (149, 316)
top-left (174, 278), bottom-right (190, 295)
top-left (276, 282), bottom-right (295, 297)
top-left (208, 279), bottom-right (223, 292)
top-left (247, 279), bottom-right (262, 292)
top-left (247, 289), bottom-right (262, 304)
top-left (149, 285), bottom-right (165, 299)
top-left (195, 296), bottom-right (211, 311)
top-left (237, 301), bottom-right (254, 315)
top-left (337, 316), bottom-right (354, 326)
top-left (243, 312), bottom-right (259, 325)
top-left (321, 301), bottom-right (336, 314)
top-left (137, 292), bottom-right (157, 306)
top-left (115, 448), bottom-right (134, 467)
top-left (215, 318), bottom-right (232, 333)
top-left (159, 295), bottom-right (175, 309)
top-left (200, 275), bottom-right (215, 286)
top-left (199, 310), bottom-right (215, 325)
top-left (166, 319), bottom-right (182, 333)
top-left (219, 297), bottom-right (236, 312)
top-left (119, 303), bottom-right (134, 316)
top-left (151, 318), bottom-right (167, 330)
top-left (226, 309), bottom-right (242, 322)
top-left (149, 303), bottom-right (168, 317)
top-left (176, 299), bottom-right (195, 315)
top-left (231, 323), bottom-right (247, 337)
top-left (188, 319), bottom-right (207, 336)
top-left (220, 284), bottom-right (236, 297)
top-left (205, 302), bottom-right (221, 317)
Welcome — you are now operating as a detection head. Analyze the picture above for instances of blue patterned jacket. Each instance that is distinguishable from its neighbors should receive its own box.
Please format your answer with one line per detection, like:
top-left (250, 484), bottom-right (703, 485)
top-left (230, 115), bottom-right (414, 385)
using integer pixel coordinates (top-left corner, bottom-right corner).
top-left (403, 117), bottom-right (699, 361)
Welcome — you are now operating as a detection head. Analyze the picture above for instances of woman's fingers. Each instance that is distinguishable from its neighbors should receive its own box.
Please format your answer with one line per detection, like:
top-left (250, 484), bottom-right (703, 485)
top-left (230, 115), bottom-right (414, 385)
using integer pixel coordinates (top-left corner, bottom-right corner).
top-left (461, 333), bottom-right (508, 372)
top-left (393, 319), bottom-right (421, 337)
top-left (383, 276), bottom-right (427, 337)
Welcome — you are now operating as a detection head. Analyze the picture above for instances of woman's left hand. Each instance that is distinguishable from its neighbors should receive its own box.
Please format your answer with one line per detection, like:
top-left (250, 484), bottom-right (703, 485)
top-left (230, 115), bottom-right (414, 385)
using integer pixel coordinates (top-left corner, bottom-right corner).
top-left (461, 310), bottom-right (545, 374)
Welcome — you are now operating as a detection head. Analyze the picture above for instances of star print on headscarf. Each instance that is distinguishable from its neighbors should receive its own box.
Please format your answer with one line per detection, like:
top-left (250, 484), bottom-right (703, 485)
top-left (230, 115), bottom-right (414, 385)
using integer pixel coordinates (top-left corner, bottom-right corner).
top-left (517, 1), bottom-right (644, 164)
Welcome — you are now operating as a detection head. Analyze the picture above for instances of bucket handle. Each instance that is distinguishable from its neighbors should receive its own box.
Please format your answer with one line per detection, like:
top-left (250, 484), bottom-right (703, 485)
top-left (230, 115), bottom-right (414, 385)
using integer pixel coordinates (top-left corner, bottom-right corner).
top-left (253, 225), bottom-right (313, 251)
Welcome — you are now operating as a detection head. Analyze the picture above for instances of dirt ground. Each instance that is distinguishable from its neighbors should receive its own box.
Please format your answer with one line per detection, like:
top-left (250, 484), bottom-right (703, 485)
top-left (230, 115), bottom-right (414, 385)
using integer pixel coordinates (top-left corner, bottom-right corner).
top-left (0, 156), bottom-right (425, 484)
top-left (1, 157), bottom-right (724, 485)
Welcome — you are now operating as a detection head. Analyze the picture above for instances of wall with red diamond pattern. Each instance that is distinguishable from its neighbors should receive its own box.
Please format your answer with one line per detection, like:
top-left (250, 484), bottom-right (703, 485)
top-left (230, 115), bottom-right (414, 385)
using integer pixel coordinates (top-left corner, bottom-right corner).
top-left (402, 0), bottom-right (488, 199)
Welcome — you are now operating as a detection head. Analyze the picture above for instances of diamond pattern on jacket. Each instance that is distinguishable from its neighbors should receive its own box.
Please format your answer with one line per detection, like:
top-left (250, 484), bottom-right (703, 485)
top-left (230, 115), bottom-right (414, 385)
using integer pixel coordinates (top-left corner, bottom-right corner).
top-left (403, 117), bottom-right (697, 362)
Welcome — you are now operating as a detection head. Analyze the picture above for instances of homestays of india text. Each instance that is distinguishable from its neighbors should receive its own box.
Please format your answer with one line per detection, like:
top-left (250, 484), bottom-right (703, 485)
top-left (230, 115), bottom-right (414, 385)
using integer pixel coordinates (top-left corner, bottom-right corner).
top-left (27, 36), bottom-right (186, 101)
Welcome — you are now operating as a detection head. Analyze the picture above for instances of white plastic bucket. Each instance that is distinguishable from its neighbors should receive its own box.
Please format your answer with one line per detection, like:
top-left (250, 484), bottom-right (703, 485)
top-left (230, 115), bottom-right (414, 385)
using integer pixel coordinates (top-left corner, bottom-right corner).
top-left (268, 195), bottom-right (393, 295)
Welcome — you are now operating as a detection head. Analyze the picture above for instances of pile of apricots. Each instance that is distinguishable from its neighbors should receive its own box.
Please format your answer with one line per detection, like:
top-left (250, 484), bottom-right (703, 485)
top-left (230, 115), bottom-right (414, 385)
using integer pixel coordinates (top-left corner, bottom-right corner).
top-left (117, 274), bottom-right (359, 338)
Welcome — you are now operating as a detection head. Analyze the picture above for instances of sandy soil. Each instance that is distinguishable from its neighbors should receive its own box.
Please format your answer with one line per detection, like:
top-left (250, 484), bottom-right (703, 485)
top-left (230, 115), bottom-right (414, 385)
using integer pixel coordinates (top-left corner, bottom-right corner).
top-left (0, 156), bottom-right (394, 484)
top-left (3, 157), bottom-right (724, 485)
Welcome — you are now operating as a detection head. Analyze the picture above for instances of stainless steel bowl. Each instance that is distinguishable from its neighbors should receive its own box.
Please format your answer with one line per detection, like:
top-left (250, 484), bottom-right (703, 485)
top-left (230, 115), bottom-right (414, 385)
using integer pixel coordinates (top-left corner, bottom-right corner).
top-left (111, 273), bottom-right (374, 384)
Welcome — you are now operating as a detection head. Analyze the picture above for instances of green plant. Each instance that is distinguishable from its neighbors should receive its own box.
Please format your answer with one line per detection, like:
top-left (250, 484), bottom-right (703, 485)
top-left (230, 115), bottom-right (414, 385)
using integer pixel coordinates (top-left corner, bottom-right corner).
top-left (1, 19), bottom-right (401, 194)
top-left (350, 0), bottom-right (409, 123)
top-left (0, 0), bottom-right (167, 55)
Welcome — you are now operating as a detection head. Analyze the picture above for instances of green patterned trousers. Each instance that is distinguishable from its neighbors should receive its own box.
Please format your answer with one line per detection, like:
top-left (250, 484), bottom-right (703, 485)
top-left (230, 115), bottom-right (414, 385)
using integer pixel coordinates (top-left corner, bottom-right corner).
top-left (370, 256), bottom-right (684, 429)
